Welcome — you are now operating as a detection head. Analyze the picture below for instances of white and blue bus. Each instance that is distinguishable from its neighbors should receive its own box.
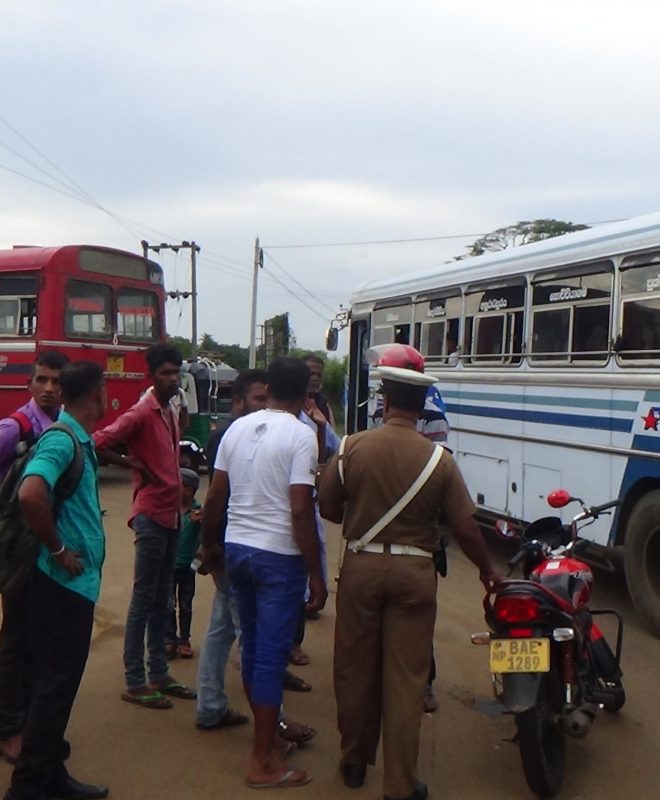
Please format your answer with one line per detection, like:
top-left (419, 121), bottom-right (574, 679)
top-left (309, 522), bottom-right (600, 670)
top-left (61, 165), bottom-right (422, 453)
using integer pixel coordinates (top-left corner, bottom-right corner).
top-left (333, 212), bottom-right (660, 637)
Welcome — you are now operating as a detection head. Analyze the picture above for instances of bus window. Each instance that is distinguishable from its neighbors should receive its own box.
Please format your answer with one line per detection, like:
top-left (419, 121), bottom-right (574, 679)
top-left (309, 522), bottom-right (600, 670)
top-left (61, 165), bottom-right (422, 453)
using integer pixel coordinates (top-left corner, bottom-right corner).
top-left (465, 283), bottom-right (525, 365)
top-left (0, 299), bottom-right (19, 335)
top-left (573, 303), bottom-right (610, 360)
top-left (0, 275), bottom-right (38, 337)
top-left (618, 261), bottom-right (660, 361)
top-left (79, 249), bottom-right (148, 280)
top-left (415, 292), bottom-right (461, 363)
top-left (531, 307), bottom-right (570, 360)
top-left (394, 324), bottom-right (410, 344)
top-left (65, 280), bottom-right (113, 339)
top-left (117, 289), bottom-right (160, 341)
top-left (421, 320), bottom-right (445, 356)
top-left (475, 315), bottom-right (504, 359)
top-left (531, 266), bottom-right (612, 364)
top-left (372, 302), bottom-right (412, 347)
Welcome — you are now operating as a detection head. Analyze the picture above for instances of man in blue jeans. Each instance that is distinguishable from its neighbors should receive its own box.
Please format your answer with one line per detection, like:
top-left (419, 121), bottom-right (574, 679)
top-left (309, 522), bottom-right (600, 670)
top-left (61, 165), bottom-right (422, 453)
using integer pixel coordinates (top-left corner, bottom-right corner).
top-left (195, 369), bottom-right (267, 730)
top-left (201, 358), bottom-right (327, 789)
top-left (95, 344), bottom-right (195, 709)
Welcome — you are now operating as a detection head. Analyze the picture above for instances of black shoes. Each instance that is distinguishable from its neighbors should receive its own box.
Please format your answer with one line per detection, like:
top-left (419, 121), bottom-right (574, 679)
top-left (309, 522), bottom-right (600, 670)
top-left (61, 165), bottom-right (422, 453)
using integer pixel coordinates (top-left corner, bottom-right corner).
top-left (48, 775), bottom-right (109, 800)
top-left (384, 781), bottom-right (428, 800)
top-left (340, 762), bottom-right (366, 789)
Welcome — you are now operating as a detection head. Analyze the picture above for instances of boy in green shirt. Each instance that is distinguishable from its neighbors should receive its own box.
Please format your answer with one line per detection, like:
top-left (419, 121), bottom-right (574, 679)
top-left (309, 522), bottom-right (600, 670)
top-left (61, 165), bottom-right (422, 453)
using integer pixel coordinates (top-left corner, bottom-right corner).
top-left (166, 469), bottom-right (202, 658)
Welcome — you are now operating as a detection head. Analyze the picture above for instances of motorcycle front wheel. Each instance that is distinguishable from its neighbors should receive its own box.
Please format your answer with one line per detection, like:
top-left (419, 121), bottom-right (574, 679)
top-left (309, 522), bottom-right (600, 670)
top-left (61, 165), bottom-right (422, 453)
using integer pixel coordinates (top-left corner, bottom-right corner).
top-left (516, 673), bottom-right (566, 798)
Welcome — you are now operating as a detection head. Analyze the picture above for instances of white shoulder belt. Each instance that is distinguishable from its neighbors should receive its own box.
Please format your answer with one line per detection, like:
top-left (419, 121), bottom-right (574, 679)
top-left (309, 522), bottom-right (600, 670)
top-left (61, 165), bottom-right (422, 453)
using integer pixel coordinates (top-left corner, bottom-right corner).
top-left (337, 435), bottom-right (444, 553)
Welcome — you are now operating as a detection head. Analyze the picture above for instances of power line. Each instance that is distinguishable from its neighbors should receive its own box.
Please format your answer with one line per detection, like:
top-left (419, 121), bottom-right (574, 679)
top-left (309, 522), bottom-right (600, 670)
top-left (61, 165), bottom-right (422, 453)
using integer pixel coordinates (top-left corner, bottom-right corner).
top-left (263, 233), bottom-right (484, 249)
top-left (261, 266), bottom-right (328, 321)
top-left (263, 250), bottom-right (338, 315)
top-left (262, 218), bottom-right (627, 250)
top-left (0, 115), bottom-right (101, 206)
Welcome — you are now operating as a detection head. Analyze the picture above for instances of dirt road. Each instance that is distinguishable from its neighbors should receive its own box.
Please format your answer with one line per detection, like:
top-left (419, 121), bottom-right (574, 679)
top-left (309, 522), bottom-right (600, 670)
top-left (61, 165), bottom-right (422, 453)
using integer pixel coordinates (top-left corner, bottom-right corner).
top-left (1, 470), bottom-right (659, 799)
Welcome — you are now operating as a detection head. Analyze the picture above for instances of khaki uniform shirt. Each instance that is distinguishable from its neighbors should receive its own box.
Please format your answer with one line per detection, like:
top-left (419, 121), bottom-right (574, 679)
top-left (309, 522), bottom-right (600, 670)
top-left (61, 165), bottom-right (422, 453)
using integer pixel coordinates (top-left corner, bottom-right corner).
top-left (318, 418), bottom-right (476, 551)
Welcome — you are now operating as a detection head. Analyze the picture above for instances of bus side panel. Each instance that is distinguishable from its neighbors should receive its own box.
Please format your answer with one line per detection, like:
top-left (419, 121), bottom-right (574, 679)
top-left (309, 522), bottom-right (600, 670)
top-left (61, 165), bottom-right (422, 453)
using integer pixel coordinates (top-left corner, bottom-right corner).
top-left (448, 379), bottom-right (524, 518)
top-left (446, 378), bottom-right (636, 545)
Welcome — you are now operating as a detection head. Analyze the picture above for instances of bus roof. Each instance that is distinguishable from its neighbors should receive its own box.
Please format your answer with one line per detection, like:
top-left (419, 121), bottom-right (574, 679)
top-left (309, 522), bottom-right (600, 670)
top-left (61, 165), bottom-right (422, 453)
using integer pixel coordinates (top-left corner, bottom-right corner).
top-left (0, 244), bottom-right (158, 272)
top-left (350, 211), bottom-right (660, 306)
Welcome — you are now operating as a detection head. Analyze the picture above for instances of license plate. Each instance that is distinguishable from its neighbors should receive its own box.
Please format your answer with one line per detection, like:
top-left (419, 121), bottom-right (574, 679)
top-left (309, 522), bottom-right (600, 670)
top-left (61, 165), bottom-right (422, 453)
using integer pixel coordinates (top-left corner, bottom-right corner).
top-left (489, 638), bottom-right (550, 673)
top-left (106, 355), bottom-right (124, 374)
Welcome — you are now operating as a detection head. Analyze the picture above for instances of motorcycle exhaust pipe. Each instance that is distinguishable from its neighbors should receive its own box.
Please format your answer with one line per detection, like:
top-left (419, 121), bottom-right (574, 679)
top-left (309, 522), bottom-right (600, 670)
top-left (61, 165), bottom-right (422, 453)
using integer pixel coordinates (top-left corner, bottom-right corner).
top-left (564, 703), bottom-right (598, 739)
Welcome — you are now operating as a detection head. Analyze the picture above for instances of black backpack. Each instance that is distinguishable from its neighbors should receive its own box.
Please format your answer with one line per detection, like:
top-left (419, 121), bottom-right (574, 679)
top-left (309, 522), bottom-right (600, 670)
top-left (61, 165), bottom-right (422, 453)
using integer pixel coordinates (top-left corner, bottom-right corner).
top-left (0, 421), bottom-right (84, 594)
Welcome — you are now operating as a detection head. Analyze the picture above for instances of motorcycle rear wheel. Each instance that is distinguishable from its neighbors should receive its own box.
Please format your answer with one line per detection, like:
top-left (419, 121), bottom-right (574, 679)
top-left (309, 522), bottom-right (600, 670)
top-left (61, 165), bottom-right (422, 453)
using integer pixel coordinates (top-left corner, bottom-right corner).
top-left (599, 678), bottom-right (626, 713)
top-left (516, 675), bottom-right (566, 798)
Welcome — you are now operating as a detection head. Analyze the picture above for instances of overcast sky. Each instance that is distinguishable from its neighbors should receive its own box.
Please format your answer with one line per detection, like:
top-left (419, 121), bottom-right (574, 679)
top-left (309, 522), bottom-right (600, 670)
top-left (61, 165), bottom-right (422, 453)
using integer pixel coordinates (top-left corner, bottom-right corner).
top-left (2, 1), bottom-right (660, 355)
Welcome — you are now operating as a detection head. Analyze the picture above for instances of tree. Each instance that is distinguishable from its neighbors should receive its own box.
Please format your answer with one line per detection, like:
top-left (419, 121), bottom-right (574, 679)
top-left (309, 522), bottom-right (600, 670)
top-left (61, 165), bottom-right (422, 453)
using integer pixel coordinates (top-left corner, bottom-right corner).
top-left (323, 356), bottom-right (347, 413)
top-left (466, 219), bottom-right (590, 257)
top-left (167, 334), bottom-right (249, 369)
top-left (166, 335), bottom-right (193, 358)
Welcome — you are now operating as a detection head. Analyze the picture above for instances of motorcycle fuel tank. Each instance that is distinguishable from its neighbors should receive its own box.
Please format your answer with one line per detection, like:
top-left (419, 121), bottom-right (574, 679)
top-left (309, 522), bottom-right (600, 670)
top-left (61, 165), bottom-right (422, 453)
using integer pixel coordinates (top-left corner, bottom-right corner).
top-left (531, 557), bottom-right (593, 609)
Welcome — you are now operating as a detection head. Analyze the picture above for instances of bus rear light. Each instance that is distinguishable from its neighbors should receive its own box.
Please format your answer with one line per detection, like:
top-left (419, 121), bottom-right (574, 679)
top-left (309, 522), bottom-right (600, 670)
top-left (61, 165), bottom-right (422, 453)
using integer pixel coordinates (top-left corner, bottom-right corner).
top-left (493, 595), bottom-right (540, 624)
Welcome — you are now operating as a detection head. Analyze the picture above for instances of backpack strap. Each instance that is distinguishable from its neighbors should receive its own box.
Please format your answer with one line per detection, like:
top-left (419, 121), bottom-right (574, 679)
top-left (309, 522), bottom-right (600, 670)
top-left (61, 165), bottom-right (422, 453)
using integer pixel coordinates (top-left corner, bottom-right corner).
top-left (9, 411), bottom-right (35, 446)
top-left (38, 422), bottom-right (85, 504)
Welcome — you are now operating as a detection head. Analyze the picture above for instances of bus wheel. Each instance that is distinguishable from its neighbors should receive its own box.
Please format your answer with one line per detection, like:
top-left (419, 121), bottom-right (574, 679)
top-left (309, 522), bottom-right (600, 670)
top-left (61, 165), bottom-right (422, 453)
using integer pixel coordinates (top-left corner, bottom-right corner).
top-left (624, 489), bottom-right (660, 638)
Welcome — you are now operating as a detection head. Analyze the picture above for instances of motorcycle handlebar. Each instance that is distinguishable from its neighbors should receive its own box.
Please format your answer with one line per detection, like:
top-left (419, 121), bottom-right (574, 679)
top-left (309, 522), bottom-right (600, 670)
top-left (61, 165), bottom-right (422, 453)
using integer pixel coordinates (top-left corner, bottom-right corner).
top-left (588, 499), bottom-right (621, 517)
top-left (507, 547), bottom-right (528, 570)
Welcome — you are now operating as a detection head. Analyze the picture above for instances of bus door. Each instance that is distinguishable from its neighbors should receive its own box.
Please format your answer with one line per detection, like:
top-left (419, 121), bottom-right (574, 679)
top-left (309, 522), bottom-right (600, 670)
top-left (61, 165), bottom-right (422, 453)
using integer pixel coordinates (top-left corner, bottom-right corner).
top-left (347, 317), bottom-right (370, 433)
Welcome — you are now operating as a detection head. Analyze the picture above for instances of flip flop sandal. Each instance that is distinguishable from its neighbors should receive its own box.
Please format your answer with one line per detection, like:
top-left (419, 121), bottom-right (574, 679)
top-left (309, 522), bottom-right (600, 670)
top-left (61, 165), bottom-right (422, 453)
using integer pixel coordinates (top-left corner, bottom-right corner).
top-left (289, 649), bottom-right (310, 666)
top-left (278, 720), bottom-right (316, 745)
top-left (197, 708), bottom-right (250, 729)
top-left (283, 672), bottom-right (312, 693)
top-left (177, 643), bottom-right (194, 659)
top-left (150, 681), bottom-right (197, 699)
top-left (121, 690), bottom-right (173, 710)
top-left (246, 768), bottom-right (311, 790)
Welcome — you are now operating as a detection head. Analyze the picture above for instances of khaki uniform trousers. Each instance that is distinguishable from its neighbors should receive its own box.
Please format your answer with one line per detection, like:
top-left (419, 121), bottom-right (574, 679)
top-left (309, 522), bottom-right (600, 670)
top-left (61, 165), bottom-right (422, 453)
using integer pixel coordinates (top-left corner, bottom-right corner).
top-left (334, 548), bottom-right (437, 799)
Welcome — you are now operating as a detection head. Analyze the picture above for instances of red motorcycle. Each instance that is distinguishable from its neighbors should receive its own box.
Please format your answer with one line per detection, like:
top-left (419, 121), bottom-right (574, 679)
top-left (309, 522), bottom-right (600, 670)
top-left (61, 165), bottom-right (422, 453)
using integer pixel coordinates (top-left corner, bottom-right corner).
top-left (471, 490), bottom-right (625, 798)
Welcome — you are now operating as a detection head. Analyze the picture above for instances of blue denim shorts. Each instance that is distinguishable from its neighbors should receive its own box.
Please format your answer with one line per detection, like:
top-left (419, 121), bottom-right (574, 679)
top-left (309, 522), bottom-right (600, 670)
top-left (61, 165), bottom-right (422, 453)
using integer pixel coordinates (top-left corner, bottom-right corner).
top-left (225, 543), bottom-right (306, 707)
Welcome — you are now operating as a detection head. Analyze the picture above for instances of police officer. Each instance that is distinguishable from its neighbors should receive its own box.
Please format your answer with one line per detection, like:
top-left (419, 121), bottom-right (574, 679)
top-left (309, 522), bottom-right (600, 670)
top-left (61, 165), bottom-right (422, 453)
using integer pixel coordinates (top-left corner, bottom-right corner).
top-left (319, 344), bottom-right (500, 800)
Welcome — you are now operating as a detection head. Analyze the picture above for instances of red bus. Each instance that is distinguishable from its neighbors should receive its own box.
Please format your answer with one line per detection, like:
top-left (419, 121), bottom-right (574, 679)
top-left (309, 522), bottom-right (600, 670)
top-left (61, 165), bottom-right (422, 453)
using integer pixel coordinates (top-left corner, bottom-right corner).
top-left (0, 244), bottom-right (166, 425)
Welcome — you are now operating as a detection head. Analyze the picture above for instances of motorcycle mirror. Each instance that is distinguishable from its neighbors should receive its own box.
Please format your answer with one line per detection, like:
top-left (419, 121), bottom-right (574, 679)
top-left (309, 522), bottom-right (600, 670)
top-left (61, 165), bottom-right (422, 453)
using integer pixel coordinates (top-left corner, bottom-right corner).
top-left (547, 489), bottom-right (572, 508)
top-left (494, 519), bottom-right (516, 540)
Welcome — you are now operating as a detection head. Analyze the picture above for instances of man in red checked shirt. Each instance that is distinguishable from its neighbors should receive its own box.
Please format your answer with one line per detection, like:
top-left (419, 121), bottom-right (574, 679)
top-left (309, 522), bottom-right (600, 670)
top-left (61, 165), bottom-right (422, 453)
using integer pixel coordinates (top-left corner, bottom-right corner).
top-left (95, 344), bottom-right (196, 710)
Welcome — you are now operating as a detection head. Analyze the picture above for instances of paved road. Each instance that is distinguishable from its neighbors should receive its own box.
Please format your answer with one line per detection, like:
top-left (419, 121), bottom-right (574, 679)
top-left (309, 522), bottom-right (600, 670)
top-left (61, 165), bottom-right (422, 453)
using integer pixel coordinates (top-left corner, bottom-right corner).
top-left (1, 470), bottom-right (659, 799)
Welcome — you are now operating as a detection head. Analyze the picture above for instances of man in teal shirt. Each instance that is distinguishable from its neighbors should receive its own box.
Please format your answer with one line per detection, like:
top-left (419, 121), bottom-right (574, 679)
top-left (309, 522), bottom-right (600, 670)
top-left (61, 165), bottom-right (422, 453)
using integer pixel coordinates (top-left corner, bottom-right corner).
top-left (4, 362), bottom-right (108, 800)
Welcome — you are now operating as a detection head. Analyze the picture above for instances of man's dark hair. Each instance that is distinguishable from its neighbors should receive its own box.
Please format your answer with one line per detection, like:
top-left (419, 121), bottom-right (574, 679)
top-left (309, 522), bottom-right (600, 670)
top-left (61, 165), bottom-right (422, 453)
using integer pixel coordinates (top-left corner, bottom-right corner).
top-left (303, 353), bottom-right (324, 368)
top-left (31, 351), bottom-right (69, 377)
top-left (59, 361), bottom-right (105, 405)
top-left (232, 369), bottom-right (268, 401)
top-left (381, 380), bottom-right (427, 414)
top-left (267, 358), bottom-right (310, 402)
top-left (145, 344), bottom-right (183, 374)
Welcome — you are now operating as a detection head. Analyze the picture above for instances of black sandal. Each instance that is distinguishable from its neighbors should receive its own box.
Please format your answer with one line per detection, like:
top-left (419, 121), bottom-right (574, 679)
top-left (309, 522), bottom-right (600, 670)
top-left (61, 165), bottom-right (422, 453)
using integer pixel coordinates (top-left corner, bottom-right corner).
top-left (283, 670), bottom-right (312, 692)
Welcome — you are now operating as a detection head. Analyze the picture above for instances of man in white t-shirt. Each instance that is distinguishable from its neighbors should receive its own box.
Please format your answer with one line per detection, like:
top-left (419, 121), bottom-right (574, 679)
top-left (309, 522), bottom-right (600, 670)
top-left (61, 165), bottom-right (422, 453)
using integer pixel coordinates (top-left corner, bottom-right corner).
top-left (200, 357), bottom-right (327, 790)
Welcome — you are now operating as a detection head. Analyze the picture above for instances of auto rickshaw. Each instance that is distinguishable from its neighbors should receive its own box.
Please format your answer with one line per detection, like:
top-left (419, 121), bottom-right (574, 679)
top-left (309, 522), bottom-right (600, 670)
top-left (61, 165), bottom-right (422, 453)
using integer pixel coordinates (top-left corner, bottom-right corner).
top-left (179, 358), bottom-right (237, 471)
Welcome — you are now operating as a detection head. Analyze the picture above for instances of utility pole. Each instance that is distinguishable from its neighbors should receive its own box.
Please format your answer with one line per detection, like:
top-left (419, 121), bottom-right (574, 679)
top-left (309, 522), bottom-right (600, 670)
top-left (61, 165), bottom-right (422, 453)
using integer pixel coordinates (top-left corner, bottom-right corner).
top-left (142, 239), bottom-right (201, 357)
top-left (249, 238), bottom-right (263, 368)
